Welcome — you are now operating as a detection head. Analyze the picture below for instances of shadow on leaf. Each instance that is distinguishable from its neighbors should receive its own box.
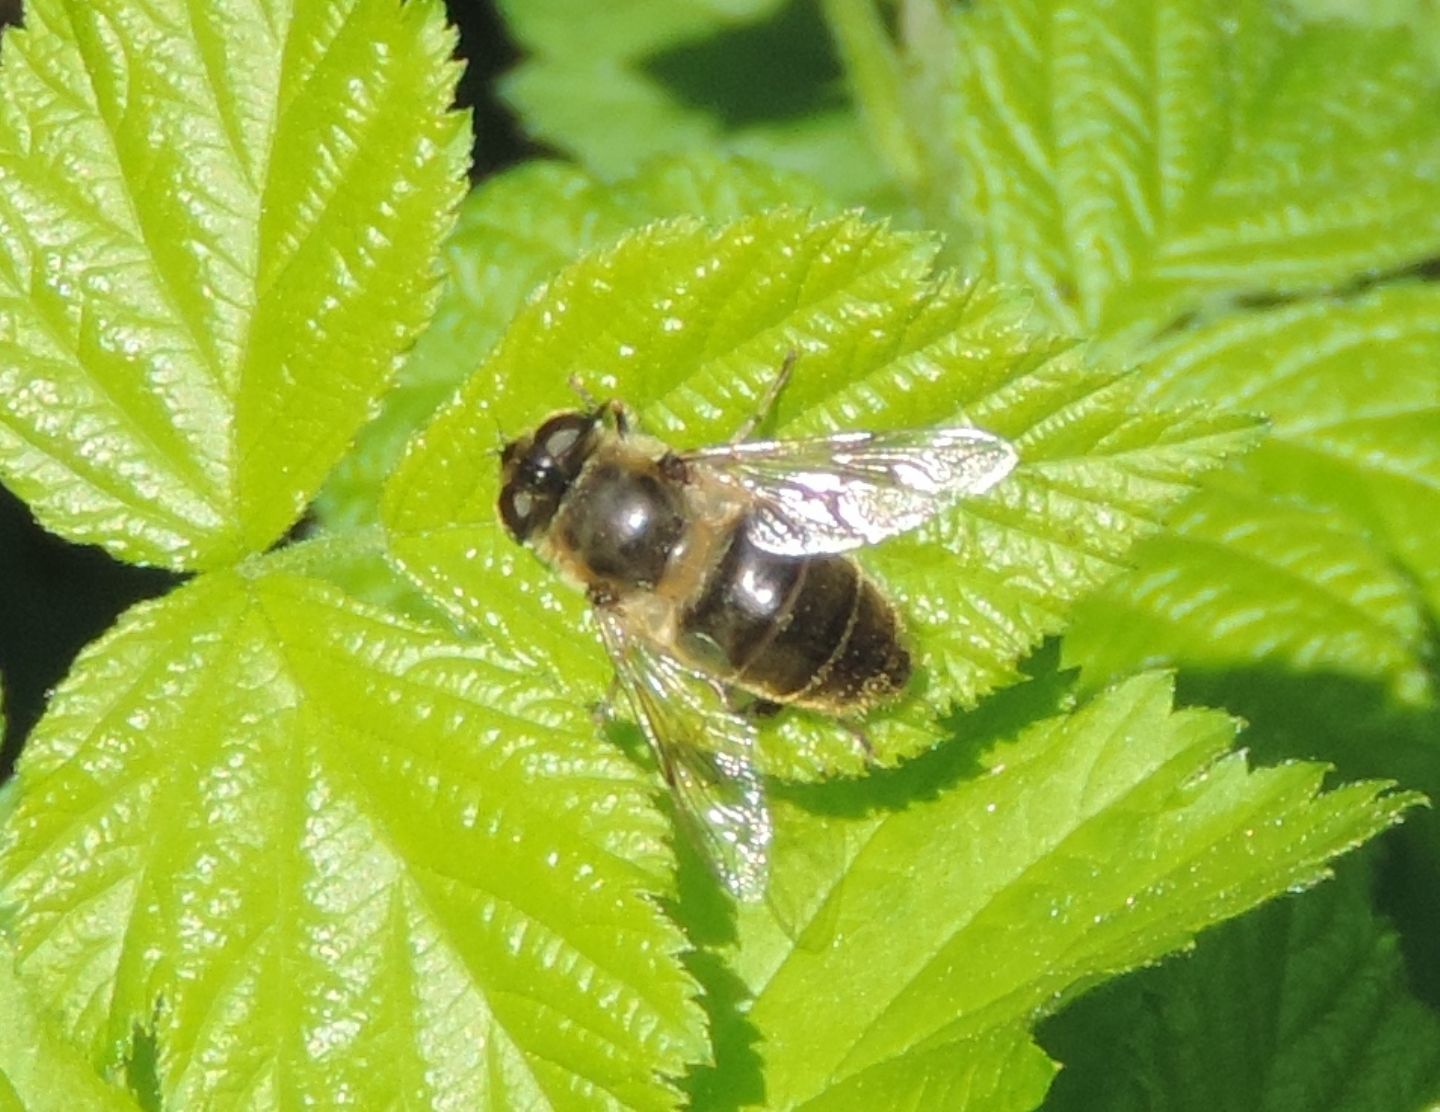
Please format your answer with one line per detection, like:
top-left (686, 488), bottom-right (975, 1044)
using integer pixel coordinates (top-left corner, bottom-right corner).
top-left (1174, 663), bottom-right (1440, 1010)
top-left (642, 0), bottom-right (846, 128)
top-left (772, 640), bottom-right (1078, 820)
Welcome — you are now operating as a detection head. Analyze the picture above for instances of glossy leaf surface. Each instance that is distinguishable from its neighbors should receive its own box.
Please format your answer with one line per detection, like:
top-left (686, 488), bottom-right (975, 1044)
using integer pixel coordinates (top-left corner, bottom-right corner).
top-left (0, 568), bottom-right (702, 1109)
top-left (0, 0), bottom-right (469, 567)
top-left (705, 674), bottom-right (1416, 1109)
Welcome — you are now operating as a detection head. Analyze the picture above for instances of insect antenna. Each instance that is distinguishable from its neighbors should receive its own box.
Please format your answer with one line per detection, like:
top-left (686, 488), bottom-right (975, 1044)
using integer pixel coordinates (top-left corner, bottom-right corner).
top-left (732, 348), bottom-right (799, 443)
top-left (489, 415), bottom-right (512, 458)
top-left (567, 373), bottom-right (601, 410)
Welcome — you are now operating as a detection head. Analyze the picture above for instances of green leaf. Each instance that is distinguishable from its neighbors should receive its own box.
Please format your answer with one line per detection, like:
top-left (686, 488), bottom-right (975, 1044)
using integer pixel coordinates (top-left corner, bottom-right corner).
top-left (0, 0), bottom-right (470, 569)
top-left (1291, 0), bottom-right (1440, 67)
top-left (0, 934), bottom-right (140, 1112)
top-left (922, 0), bottom-right (1440, 339)
top-left (316, 155), bottom-right (831, 532)
top-left (496, 0), bottom-right (887, 202)
top-left (702, 673), bottom-right (1416, 1110)
top-left (903, 0), bottom-right (1440, 710)
top-left (1039, 860), bottom-right (1440, 1112)
top-left (1155, 654), bottom-right (1440, 1006)
top-left (1138, 285), bottom-right (1440, 620)
top-left (0, 566), bottom-right (704, 1109)
top-left (1066, 285), bottom-right (1440, 700)
top-left (382, 209), bottom-right (1257, 777)
top-left (767, 1024), bottom-right (1058, 1112)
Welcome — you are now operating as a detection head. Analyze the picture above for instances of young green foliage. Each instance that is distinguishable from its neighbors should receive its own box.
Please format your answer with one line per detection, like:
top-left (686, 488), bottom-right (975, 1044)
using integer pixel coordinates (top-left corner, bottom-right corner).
top-left (0, 0), bottom-right (715, 1105)
top-left (1067, 286), bottom-right (1440, 701)
top-left (0, 0), bottom-right (1432, 1105)
top-left (3, 687), bottom-right (138, 1112)
top-left (919, 0), bottom-right (1440, 340)
top-left (0, 567), bottom-right (705, 1109)
top-left (0, 0), bottom-right (470, 569)
top-left (0, 927), bottom-right (144, 1112)
top-left (381, 208), bottom-right (1257, 777)
top-left (317, 155), bottom-right (832, 531)
top-left (0, 933), bottom-right (141, 1112)
top-left (1040, 861), bottom-right (1440, 1111)
top-left (862, 0), bottom-right (1440, 704)
top-left (491, 1), bottom-right (1440, 730)
top-left (690, 673), bottom-right (1416, 1109)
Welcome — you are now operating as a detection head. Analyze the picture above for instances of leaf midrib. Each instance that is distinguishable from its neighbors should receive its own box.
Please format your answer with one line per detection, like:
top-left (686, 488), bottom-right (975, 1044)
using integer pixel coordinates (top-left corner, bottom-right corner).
top-left (54, 0), bottom-right (238, 426)
top-left (248, 577), bottom-right (695, 1103)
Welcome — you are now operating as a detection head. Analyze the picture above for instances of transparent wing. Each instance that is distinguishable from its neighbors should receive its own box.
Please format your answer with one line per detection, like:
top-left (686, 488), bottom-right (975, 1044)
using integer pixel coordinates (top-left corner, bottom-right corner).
top-left (595, 610), bottom-right (772, 901)
top-left (688, 426), bottom-right (1018, 555)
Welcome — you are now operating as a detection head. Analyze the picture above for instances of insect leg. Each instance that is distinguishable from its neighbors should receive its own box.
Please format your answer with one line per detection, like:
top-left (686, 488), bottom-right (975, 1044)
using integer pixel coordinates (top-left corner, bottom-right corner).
top-left (720, 687), bottom-right (783, 718)
top-left (840, 719), bottom-right (875, 762)
top-left (588, 671), bottom-right (628, 731)
top-left (746, 698), bottom-right (784, 719)
top-left (658, 452), bottom-right (689, 483)
top-left (585, 585), bottom-right (626, 727)
top-left (731, 348), bottom-right (798, 444)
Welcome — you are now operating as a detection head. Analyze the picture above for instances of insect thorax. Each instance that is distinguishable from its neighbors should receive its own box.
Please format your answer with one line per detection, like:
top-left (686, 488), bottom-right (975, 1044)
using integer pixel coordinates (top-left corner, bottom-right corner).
top-left (551, 444), bottom-right (689, 594)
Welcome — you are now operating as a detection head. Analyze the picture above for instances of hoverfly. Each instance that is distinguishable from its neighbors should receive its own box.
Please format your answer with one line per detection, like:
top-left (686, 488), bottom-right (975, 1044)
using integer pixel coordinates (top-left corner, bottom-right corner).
top-left (497, 356), bottom-right (1018, 898)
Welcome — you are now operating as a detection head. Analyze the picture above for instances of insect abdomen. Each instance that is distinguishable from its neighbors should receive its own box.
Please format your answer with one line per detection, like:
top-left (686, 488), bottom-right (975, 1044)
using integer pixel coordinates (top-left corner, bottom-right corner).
top-left (681, 520), bottom-right (911, 712)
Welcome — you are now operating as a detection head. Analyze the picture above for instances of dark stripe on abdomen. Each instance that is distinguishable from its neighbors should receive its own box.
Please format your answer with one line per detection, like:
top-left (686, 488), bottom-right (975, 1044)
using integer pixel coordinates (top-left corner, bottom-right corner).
top-left (739, 552), bottom-right (857, 698)
top-left (795, 574), bottom-right (911, 708)
top-left (681, 516), bottom-right (908, 708)
top-left (680, 524), bottom-right (805, 679)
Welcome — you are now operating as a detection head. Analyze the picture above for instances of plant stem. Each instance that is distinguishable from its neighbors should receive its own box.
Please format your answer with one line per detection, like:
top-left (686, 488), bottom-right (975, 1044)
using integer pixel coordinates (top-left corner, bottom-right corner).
top-left (821, 0), bottom-right (924, 191)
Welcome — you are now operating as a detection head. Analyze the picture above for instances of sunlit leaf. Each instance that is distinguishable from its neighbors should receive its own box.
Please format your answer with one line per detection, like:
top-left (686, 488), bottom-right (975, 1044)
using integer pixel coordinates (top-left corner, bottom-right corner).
top-left (1, 0), bottom-right (1433, 1106)
top-left (0, 0), bottom-right (469, 568)
top-left (317, 155), bottom-right (830, 531)
top-left (704, 673), bottom-right (1416, 1109)
top-left (897, 0), bottom-right (1440, 753)
top-left (922, 0), bottom-right (1440, 340)
top-left (5, 674), bottom-right (139, 1112)
top-left (0, 567), bottom-right (703, 1109)
top-left (0, 934), bottom-right (139, 1112)
top-left (1067, 285), bottom-right (1440, 701)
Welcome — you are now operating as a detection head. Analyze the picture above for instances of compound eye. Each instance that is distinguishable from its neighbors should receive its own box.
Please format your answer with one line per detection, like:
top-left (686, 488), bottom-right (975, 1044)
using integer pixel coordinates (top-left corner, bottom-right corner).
top-left (543, 423), bottom-right (582, 458)
top-left (498, 486), bottom-right (536, 541)
top-left (535, 413), bottom-right (594, 468)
